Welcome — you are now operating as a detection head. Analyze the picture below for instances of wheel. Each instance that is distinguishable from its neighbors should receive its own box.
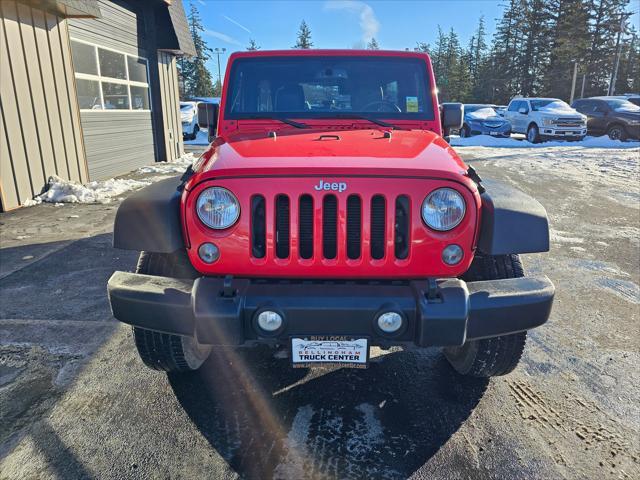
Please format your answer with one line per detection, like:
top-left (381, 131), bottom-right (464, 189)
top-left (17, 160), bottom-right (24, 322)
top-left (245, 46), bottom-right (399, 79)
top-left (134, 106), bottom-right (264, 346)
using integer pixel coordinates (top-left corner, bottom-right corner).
top-left (607, 124), bottom-right (627, 141)
top-left (460, 125), bottom-right (470, 138)
top-left (526, 124), bottom-right (541, 144)
top-left (444, 254), bottom-right (528, 377)
top-left (132, 251), bottom-right (211, 372)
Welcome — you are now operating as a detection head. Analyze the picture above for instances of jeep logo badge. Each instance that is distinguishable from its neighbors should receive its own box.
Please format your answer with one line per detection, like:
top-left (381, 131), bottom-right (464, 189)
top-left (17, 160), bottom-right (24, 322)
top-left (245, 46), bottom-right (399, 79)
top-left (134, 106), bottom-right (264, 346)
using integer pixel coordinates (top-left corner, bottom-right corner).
top-left (314, 180), bottom-right (347, 192)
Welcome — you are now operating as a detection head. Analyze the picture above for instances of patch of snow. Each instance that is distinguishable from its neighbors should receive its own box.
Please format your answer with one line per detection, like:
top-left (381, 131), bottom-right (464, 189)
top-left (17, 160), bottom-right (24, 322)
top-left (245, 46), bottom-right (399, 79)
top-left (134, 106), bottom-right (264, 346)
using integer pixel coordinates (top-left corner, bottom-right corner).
top-left (24, 176), bottom-right (151, 206)
top-left (273, 405), bottom-right (314, 480)
top-left (137, 152), bottom-right (195, 174)
top-left (451, 134), bottom-right (639, 149)
top-left (23, 153), bottom-right (196, 207)
top-left (468, 108), bottom-right (498, 120)
top-left (550, 230), bottom-right (584, 244)
top-left (537, 102), bottom-right (578, 115)
top-left (185, 129), bottom-right (210, 145)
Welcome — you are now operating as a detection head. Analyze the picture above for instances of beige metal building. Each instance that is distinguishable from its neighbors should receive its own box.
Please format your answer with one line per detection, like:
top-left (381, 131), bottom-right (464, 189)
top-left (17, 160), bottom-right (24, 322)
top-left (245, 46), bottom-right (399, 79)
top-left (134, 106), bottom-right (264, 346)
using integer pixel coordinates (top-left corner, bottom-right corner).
top-left (0, 0), bottom-right (195, 211)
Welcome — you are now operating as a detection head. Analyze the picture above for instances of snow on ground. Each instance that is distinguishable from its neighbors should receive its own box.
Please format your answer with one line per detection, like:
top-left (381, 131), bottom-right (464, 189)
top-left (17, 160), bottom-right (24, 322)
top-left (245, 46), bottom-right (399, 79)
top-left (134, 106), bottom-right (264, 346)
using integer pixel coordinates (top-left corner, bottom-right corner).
top-left (450, 134), bottom-right (640, 149)
top-left (23, 153), bottom-right (195, 207)
top-left (454, 135), bottom-right (639, 203)
top-left (136, 152), bottom-right (195, 174)
top-left (184, 129), bottom-right (210, 145)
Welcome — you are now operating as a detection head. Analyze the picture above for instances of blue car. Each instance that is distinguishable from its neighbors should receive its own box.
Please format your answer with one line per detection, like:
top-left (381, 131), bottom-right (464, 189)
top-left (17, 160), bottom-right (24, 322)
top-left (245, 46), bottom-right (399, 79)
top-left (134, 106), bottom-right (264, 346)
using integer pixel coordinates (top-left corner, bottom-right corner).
top-left (460, 104), bottom-right (512, 138)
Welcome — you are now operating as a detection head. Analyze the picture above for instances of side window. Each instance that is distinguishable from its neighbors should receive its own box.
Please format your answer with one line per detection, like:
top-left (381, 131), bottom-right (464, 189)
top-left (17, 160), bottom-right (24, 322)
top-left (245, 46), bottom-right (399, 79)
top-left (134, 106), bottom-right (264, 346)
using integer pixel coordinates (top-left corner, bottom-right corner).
top-left (593, 101), bottom-right (607, 113)
top-left (521, 101), bottom-right (529, 113)
top-left (71, 40), bottom-right (151, 111)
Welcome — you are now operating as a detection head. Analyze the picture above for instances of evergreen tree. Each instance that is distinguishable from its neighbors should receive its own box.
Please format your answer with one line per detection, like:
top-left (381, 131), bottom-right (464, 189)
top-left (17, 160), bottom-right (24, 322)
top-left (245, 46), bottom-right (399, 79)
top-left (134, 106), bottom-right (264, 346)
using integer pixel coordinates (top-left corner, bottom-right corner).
top-left (415, 41), bottom-right (430, 53)
top-left (614, 28), bottom-right (640, 94)
top-left (367, 37), bottom-right (380, 50)
top-left (489, 0), bottom-right (527, 102)
top-left (247, 39), bottom-right (260, 51)
top-left (293, 20), bottom-right (313, 49)
top-left (542, 0), bottom-right (591, 100)
top-left (180, 5), bottom-right (215, 98)
top-left (519, 0), bottom-right (553, 96)
top-left (212, 78), bottom-right (222, 97)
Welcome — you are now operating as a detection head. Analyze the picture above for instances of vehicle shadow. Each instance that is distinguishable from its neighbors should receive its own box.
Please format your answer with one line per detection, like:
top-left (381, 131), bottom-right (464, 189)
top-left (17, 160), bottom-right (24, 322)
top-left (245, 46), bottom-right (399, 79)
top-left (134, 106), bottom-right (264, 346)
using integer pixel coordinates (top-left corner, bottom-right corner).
top-left (169, 346), bottom-right (489, 479)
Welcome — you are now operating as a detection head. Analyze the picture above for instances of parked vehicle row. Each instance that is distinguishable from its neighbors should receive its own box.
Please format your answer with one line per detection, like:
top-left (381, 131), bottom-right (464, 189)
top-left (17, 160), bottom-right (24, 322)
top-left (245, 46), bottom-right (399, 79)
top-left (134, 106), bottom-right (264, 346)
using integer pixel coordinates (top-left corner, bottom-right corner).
top-left (572, 97), bottom-right (640, 141)
top-left (457, 94), bottom-right (639, 142)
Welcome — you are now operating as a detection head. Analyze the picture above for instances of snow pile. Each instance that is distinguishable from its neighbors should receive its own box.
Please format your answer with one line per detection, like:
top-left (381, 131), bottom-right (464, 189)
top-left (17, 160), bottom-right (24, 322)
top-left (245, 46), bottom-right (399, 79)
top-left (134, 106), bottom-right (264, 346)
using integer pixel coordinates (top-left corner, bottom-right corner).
top-left (468, 108), bottom-right (498, 120)
top-left (137, 152), bottom-right (195, 174)
top-left (451, 134), bottom-right (640, 149)
top-left (185, 129), bottom-right (210, 145)
top-left (537, 103), bottom-right (577, 115)
top-left (23, 152), bottom-right (198, 207)
top-left (24, 176), bottom-right (151, 206)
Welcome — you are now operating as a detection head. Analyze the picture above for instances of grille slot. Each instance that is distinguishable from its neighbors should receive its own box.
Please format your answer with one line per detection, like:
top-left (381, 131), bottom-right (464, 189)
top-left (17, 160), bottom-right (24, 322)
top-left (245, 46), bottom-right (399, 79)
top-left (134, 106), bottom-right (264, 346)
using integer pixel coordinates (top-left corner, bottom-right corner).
top-left (299, 195), bottom-right (314, 259)
top-left (346, 195), bottom-right (362, 259)
top-left (323, 195), bottom-right (338, 259)
top-left (275, 195), bottom-right (290, 258)
top-left (370, 195), bottom-right (386, 260)
top-left (395, 195), bottom-right (410, 259)
top-left (251, 195), bottom-right (266, 258)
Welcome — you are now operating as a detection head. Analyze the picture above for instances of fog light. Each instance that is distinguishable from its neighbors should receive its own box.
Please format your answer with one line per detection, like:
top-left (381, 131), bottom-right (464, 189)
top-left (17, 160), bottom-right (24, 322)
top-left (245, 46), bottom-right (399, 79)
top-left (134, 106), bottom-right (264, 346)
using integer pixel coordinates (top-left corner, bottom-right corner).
top-left (377, 312), bottom-right (403, 333)
top-left (442, 244), bottom-right (463, 265)
top-left (257, 310), bottom-right (283, 332)
top-left (198, 242), bottom-right (220, 263)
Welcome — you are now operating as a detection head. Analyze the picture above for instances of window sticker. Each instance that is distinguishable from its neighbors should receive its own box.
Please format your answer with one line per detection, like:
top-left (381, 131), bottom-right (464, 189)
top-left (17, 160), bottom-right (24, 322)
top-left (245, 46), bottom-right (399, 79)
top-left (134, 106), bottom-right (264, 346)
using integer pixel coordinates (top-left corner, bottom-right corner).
top-left (406, 96), bottom-right (419, 112)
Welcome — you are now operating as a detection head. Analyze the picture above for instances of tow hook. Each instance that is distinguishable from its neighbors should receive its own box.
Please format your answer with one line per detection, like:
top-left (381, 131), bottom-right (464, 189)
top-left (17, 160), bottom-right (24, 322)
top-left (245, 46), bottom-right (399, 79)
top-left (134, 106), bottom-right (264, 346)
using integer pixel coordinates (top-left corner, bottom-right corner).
top-left (426, 278), bottom-right (442, 303)
top-left (220, 275), bottom-right (237, 298)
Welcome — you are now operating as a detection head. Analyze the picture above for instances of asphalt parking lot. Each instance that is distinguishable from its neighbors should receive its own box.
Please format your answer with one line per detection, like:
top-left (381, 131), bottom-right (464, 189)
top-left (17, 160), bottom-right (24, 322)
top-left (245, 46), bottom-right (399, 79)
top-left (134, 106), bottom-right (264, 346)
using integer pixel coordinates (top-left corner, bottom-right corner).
top-left (1, 143), bottom-right (638, 479)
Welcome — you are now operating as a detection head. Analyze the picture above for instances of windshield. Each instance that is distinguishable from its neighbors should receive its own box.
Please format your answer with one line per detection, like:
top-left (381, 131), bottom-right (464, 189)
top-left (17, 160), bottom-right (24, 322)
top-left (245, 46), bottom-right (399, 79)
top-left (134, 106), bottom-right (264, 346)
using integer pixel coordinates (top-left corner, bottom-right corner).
top-left (531, 99), bottom-right (570, 111)
top-left (605, 99), bottom-right (640, 112)
top-left (225, 56), bottom-right (433, 120)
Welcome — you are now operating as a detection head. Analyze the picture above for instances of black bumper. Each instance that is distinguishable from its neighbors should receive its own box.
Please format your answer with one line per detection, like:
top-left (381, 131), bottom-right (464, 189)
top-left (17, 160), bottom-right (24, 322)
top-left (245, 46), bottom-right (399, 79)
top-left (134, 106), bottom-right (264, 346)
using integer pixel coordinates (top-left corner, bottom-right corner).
top-left (107, 273), bottom-right (554, 347)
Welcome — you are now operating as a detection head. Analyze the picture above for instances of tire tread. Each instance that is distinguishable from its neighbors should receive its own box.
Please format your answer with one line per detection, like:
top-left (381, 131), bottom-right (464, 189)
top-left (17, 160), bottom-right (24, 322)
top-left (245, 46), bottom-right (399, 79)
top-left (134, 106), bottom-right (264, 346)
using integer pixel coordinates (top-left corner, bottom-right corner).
top-left (132, 251), bottom-right (206, 372)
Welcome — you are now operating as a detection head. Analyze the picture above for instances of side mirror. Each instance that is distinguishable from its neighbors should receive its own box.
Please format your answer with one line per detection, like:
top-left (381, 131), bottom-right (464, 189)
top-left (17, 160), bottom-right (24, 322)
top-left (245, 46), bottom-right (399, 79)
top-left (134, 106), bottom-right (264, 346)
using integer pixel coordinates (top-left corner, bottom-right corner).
top-left (197, 102), bottom-right (219, 132)
top-left (518, 107), bottom-right (528, 114)
top-left (441, 103), bottom-right (464, 133)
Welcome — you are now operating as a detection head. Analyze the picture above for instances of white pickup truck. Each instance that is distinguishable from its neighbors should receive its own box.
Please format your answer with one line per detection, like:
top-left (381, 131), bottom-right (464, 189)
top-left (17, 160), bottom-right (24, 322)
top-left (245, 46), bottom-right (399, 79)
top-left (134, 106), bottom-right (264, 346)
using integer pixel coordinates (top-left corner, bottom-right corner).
top-left (504, 97), bottom-right (587, 143)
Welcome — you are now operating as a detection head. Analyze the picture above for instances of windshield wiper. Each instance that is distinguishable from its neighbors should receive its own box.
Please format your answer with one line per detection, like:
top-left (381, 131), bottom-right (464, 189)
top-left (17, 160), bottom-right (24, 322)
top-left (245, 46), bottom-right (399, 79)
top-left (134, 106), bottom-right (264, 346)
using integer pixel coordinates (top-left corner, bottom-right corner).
top-left (245, 115), bottom-right (309, 129)
top-left (331, 114), bottom-right (403, 130)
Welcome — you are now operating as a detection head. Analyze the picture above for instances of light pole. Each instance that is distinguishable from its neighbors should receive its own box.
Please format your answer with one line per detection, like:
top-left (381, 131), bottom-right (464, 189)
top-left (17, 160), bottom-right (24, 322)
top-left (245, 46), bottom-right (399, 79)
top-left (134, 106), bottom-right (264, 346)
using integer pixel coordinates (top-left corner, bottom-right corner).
top-left (608, 12), bottom-right (633, 96)
top-left (214, 47), bottom-right (226, 86)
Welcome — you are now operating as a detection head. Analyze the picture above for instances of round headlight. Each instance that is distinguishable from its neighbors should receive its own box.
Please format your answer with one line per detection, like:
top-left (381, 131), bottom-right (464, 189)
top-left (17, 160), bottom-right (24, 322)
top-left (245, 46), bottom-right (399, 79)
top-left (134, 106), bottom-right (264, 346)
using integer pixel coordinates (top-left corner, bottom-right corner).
top-left (196, 187), bottom-right (240, 229)
top-left (422, 188), bottom-right (466, 231)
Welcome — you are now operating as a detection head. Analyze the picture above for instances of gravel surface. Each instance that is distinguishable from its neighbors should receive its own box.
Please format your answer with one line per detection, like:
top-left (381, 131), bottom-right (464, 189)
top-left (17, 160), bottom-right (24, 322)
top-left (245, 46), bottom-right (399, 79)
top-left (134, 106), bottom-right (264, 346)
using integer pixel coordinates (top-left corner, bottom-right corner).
top-left (0, 144), bottom-right (638, 480)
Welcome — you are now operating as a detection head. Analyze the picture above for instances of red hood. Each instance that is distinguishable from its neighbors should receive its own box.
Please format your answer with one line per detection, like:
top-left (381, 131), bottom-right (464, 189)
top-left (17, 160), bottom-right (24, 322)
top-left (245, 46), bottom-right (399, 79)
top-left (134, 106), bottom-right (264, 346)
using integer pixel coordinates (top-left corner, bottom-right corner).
top-left (187, 129), bottom-right (471, 188)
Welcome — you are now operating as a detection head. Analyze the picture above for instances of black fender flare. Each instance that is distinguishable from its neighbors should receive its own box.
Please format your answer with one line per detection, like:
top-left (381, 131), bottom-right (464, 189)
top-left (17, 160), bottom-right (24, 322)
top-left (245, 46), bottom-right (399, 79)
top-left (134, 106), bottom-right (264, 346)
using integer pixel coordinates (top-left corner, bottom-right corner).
top-left (477, 178), bottom-right (549, 255)
top-left (113, 176), bottom-right (185, 253)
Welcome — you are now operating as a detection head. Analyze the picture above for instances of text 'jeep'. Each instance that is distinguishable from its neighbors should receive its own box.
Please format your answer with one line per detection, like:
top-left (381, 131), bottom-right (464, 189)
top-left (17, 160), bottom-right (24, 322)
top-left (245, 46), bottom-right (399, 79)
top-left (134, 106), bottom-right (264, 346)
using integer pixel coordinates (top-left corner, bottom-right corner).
top-left (107, 50), bottom-right (555, 377)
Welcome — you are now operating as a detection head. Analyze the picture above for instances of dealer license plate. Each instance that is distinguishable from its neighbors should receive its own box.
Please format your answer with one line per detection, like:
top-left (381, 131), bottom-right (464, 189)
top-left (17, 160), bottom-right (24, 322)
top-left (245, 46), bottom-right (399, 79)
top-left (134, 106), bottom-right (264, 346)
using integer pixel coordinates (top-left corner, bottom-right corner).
top-left (291, 336), bottom-right (369, 369)
top-left (490, 131), bottom-right (499, 136)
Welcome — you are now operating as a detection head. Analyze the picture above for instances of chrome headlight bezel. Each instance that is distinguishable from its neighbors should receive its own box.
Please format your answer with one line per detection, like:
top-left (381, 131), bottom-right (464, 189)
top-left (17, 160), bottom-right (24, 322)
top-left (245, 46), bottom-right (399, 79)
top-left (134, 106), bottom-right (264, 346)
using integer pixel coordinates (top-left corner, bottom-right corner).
top-left (422, 188), bottom-right (466, 231)
top-left (196, 187), bottom-right (240, 230)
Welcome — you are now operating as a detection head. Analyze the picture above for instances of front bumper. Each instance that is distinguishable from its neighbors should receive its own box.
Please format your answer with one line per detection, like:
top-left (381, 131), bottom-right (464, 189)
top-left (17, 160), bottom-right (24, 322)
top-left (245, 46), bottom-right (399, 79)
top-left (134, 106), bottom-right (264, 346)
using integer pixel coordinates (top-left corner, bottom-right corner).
top-left (541, 127), bottom-right (586, 137)
top-left (107, 273), bottom-right (555, 347)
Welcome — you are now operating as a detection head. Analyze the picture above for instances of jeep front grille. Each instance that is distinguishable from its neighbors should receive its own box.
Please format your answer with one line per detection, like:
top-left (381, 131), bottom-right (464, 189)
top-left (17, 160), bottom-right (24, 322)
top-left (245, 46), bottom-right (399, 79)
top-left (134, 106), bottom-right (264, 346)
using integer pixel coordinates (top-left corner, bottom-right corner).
top-left (250, 192), bottom-right (410, 262)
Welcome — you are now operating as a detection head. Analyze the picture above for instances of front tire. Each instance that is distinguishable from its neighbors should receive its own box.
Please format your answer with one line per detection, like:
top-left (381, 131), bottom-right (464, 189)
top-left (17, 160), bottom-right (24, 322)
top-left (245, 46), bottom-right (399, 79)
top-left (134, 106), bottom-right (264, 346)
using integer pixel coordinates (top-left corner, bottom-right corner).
top-left (132, 251), bottom-right (211, 372)
top-left (526, 124), bottom-right (541, 144)
top-left (444, 254), bottom-right (528, 377)
top-left (607, 124), bottom-right (627, 141)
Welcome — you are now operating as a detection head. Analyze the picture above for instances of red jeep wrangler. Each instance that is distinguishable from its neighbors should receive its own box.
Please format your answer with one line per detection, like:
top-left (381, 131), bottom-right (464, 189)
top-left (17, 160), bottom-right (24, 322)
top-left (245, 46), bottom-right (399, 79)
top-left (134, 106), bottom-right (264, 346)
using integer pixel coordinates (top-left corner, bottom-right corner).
top-left (108, 50), bottom-right (554, 377)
